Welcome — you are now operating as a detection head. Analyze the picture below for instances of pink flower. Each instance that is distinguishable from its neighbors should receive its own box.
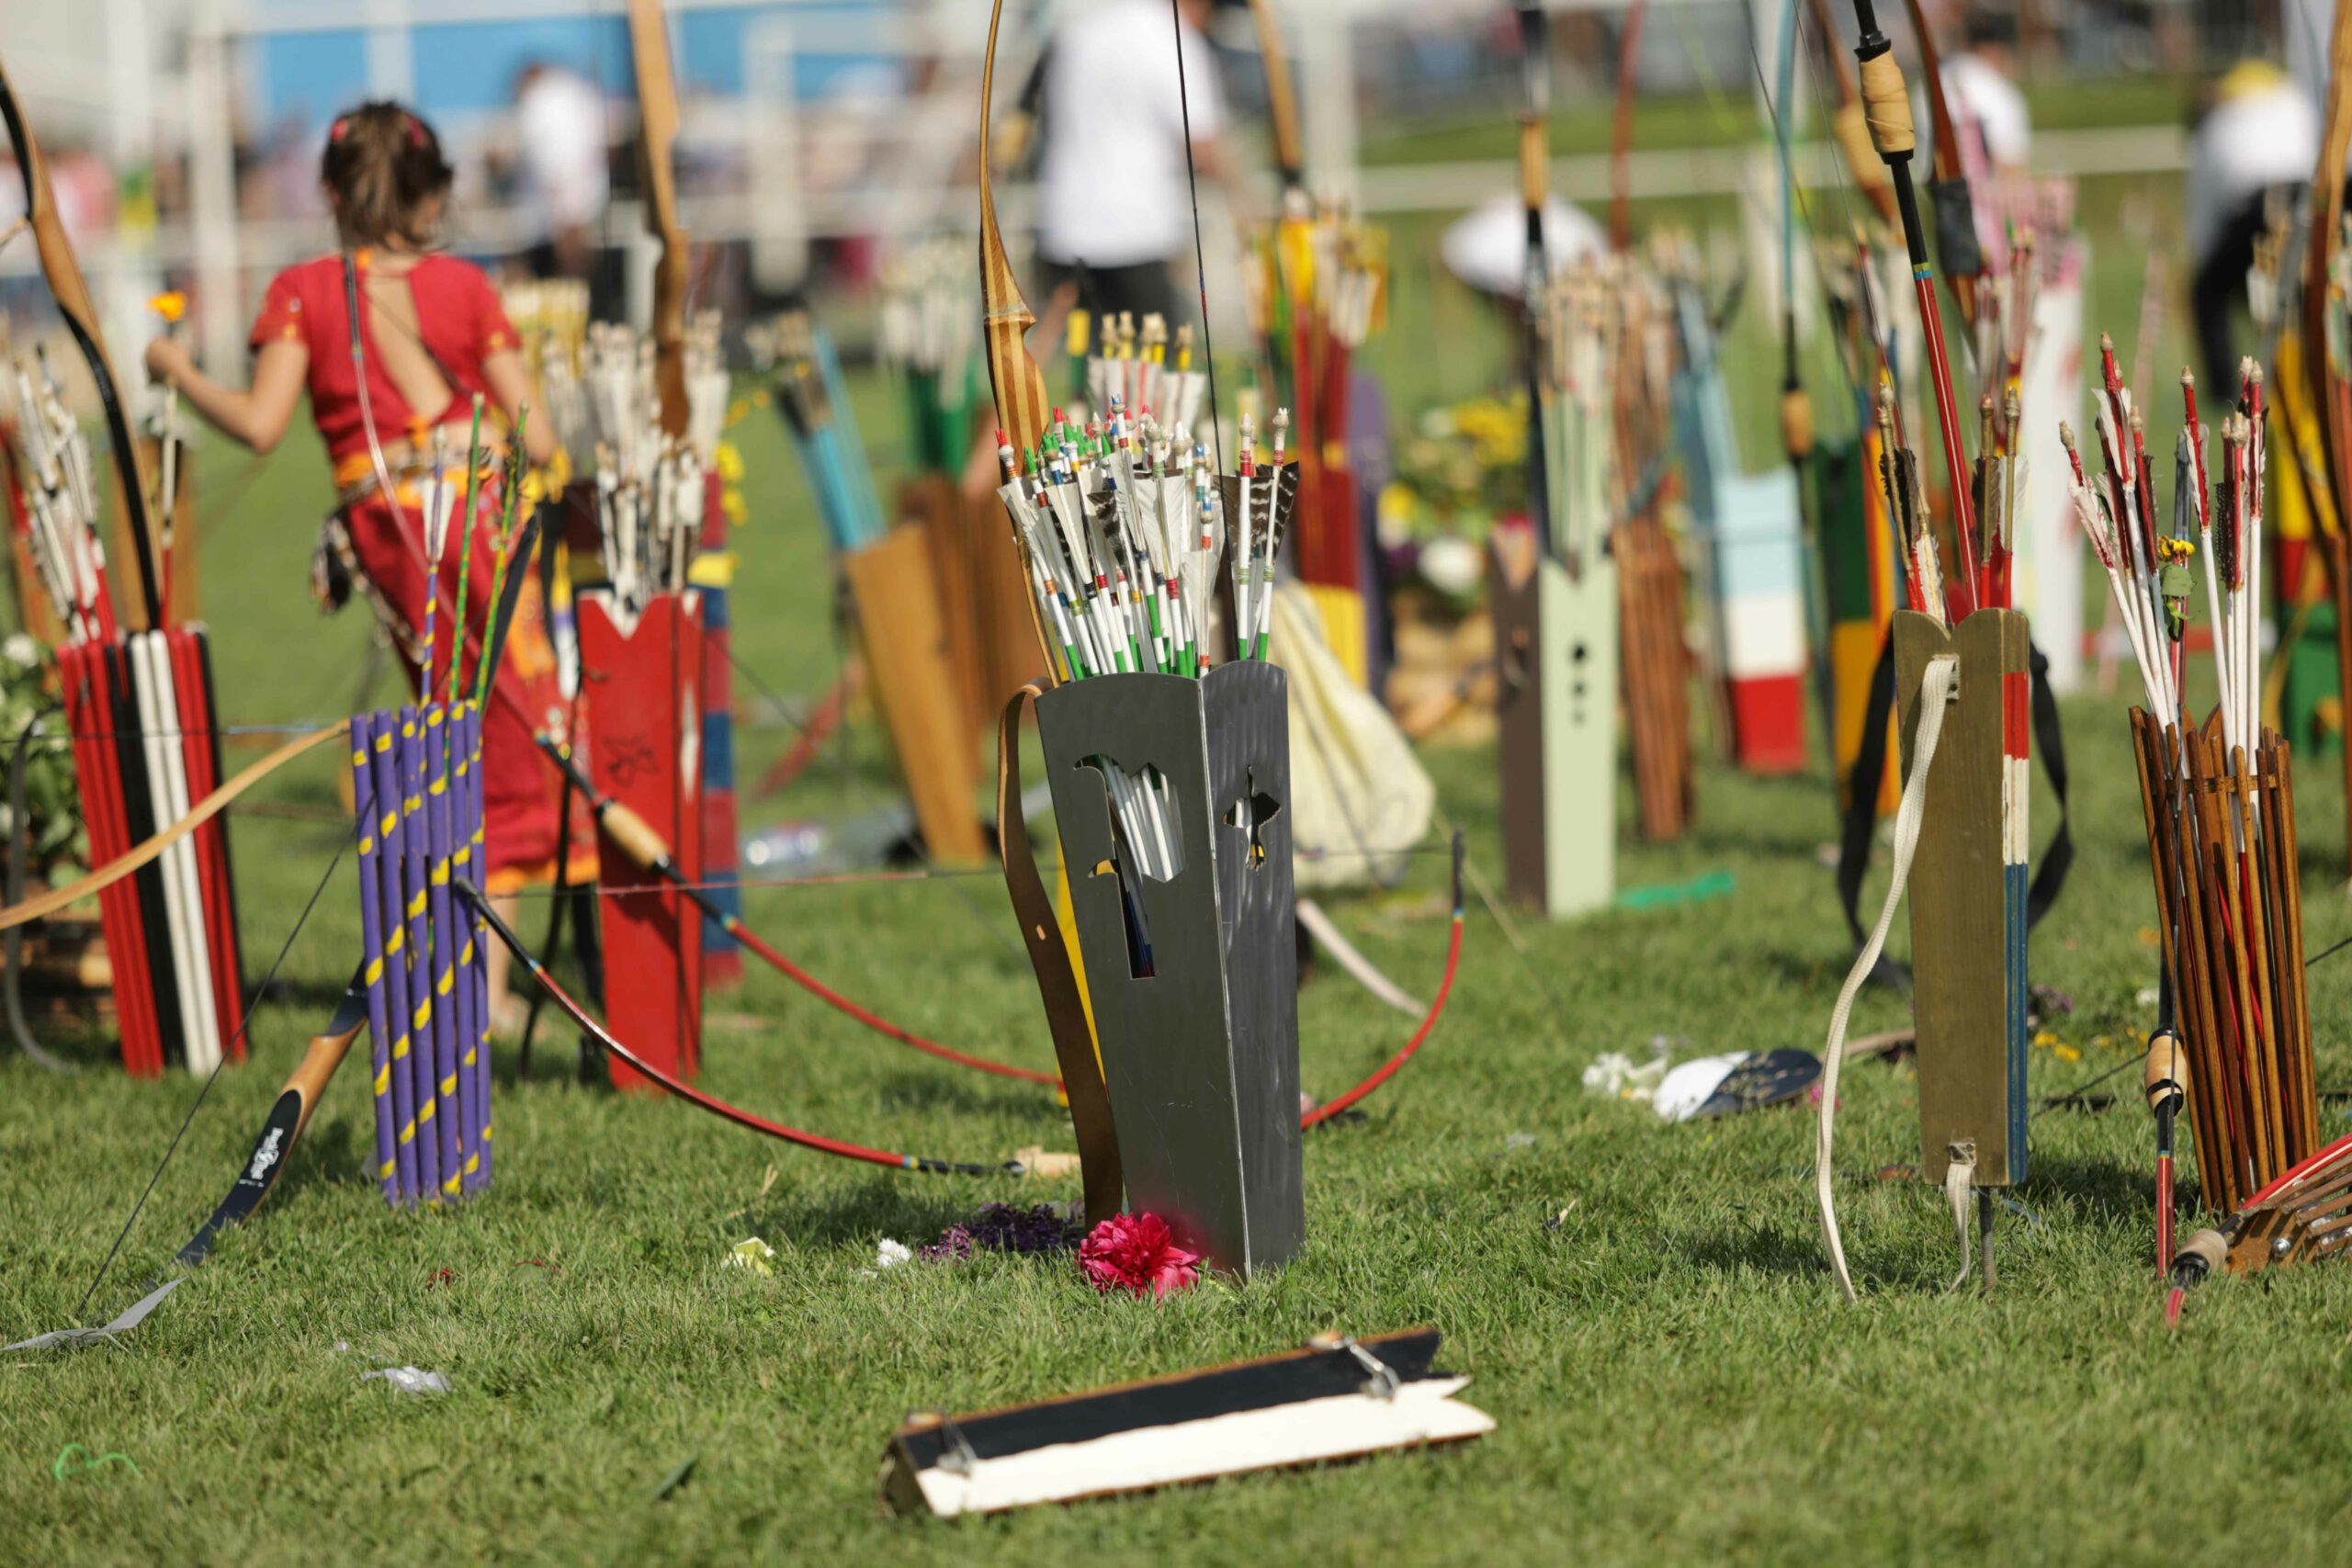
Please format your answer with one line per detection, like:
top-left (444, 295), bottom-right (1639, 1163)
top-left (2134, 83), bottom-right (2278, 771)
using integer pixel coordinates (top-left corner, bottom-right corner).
top-left (1079, 1213), bottom-right (1202, 1299)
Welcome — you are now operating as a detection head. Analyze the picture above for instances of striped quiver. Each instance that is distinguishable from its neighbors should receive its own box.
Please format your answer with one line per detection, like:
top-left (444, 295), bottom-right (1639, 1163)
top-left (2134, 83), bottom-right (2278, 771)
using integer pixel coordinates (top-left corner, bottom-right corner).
top-left (351, 703), bottom-right (492, 1205)
top-left (2128, 710), bottom-right (2318, 1215)
top-left (1033, 662), bottom-right (1305, 1276)
top-left (56, 628), bottom-right (246, 1077)
top-left (1893, 607), bottom-right (2030, 1189)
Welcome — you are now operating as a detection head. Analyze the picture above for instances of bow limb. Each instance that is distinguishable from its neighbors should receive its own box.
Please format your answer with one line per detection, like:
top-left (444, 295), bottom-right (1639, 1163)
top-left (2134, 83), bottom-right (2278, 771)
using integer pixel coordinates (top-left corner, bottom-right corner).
top-left (1606, 0), bottom-right (1650, 254)
top-left (978, 0), bottom-right (1050, 466)
top-left (1804, 0), bottom-right (1898, 229)
top-left (534, 732), bottom-right (1063, 1087)
top-left (1894, 0), bottom-right (1978, 329)
top-left (0, 722), bottom-right (348, 932)
top-left (0, 54), bottom-right (164, 630)
top-left (627, 0), bottom-right (691, 437)
top-left (2309, 1), bottom-right (2352, 881)
top-left (1244, 0), bottom-right (1307, 197)
top-left (977, 0), bottom-right (1061, 677)
top-left (1515, 0), bottom-right (1555, 557)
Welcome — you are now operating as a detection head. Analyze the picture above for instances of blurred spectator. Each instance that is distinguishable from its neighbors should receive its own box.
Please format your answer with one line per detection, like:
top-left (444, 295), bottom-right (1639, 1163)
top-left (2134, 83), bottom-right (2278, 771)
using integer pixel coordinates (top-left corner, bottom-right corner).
top-left (1030, 0), bottom-right (1244, 328)
top-left (1937, 7), bottom-right (2030, 174)
top-left (1439, 195), bottom-right (1604, 302)
top-left (511, 62), bottom-right (611, 289)
top-left (2187, 62), bottom-right (2317, 391)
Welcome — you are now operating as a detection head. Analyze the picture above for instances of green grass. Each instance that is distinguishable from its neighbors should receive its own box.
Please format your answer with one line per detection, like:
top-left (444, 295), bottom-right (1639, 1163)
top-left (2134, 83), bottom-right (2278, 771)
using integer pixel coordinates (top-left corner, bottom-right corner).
top-left (9, 104), bottom-right (2352, 1567)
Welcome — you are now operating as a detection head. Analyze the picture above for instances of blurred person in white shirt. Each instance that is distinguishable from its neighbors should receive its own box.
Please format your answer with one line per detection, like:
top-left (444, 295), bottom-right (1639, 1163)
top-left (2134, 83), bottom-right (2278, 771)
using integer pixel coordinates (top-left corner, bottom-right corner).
top-left (1936, 10), bottom-right (2030, 174)
top-left (2186, 62), bottom-right (2320, 390)
top-left (512, 62), bottom-right (611, 288)
top-left (1029, 0), bottom-right (1243, 330)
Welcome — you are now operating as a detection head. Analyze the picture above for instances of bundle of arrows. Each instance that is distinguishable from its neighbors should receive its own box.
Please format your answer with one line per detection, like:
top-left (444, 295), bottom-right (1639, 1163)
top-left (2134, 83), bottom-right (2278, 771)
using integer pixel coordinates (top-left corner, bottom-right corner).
top-left (1603, 253), bottom-right (1695, 843)
top-left (994, 401), bottom-right (1294, 685)
top-left (571, 318), bottom-right (724, 617)
top-left (752, 310), bottom-right (888, 552)
top-left (4, 344), bottom-right (244, 1078)
top-left (350, 702), bottom-right (493, 1203)
top-left (503, 277), bottom-right (592, 470)
top-left (876, 239), bottom-right (982, 478)
top-left (2075, 352), bottom-right (2321, 1263)
top-left (1068, 310), bottom-right (1213, 440)
top-left (1241, 196), bottom-right (1385, 601)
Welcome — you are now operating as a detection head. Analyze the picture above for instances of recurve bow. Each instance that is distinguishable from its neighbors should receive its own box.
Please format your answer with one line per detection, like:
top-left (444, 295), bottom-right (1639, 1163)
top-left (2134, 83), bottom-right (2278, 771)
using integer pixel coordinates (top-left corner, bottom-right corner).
top-left (1245, 0), bottom-right (1308, 202)
top-left (978, 0), bottom-right (1054, 484)
top-left (1514, 0), bottom-right (1555, 558)
top-left (1606, 0), bottom-right (1651, 254)
top-left (1895, 0), bottom-right (1980, 331)
top-left (1804, 0), bottom-right (1898, 230)
top-left (627, 0), bottom-right (691, 437)
top-left (0, 53), bottom-right (164, 631)
top-left (2306, 0), bottom-right (2352, 877)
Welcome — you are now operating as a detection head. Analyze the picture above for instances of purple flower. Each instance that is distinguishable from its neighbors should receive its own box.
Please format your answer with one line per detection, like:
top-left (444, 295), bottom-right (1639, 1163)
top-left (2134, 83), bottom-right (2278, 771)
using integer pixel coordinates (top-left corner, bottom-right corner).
top-left (922, 1203), bottom-right (1080, 1264)
top-left (921, 1227), bottom-right (976, 1263)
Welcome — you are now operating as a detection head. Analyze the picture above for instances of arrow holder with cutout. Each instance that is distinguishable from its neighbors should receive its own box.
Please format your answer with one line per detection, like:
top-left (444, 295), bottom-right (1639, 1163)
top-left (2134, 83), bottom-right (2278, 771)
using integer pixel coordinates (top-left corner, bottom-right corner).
top-left (1032, 661), bottom-right (1304, 1276)
top-left (1489, 522), bottom-right (1617, 919)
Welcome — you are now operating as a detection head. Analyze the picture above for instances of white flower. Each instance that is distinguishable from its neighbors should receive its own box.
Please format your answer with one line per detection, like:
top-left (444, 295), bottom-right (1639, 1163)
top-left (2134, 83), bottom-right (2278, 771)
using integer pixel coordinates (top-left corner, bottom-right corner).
top-left (1419, 535), bottom-right (1481, 596)
top-left (2, 634), bottom-right (36, 669)
top-left (874, 1238), bottom-right (912, 1269)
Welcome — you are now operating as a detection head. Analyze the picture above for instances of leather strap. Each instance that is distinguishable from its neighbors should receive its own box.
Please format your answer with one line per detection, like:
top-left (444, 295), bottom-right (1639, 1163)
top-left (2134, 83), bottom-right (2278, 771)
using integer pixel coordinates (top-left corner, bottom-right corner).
top-left (997, 682), bottom-right (1122, 1226)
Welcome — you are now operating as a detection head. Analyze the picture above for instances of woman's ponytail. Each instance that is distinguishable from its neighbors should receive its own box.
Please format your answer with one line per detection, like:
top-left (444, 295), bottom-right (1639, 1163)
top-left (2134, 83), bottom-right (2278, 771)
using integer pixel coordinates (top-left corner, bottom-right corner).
top-left (321, 102), bottom-right (454, 251)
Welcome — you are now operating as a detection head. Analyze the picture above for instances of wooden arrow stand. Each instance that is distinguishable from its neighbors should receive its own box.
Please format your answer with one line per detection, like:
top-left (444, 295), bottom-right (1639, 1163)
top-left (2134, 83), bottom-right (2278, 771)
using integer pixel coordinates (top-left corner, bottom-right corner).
top-left (841, 524), bottom-right (989, 864)
top-left (1894, 608), bottom-right (2030, 1199)
top-left (1032, 662), bottom-right (1305, 1276)
top-left (1489, 524), bottom-right (1616, 918)
top-left (2130, 709), bottom-right (2319, 1215)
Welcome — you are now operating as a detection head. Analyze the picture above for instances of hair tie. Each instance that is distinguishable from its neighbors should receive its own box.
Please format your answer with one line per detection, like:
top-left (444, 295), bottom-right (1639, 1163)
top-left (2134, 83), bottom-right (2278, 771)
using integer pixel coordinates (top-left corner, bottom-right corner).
top-left (406, 115), bottom-right (425, 149)
top-left (330, 117), bottom-right (350, 143)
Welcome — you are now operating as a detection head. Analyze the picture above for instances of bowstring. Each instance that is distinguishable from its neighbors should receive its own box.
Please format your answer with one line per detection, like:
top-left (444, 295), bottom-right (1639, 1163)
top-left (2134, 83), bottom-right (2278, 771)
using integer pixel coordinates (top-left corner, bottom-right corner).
top-left (1743, 6), bottom-right (1862, 420)
top-left (74, 814), bottom-right (360, 1316)
top-left (1170, 0), bottom-right (1226, 476)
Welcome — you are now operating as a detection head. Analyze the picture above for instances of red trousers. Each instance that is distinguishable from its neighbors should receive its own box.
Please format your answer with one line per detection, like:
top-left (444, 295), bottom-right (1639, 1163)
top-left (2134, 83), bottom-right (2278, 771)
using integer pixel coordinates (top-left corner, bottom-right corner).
top-left (344, 475), bottom-right (591, 891)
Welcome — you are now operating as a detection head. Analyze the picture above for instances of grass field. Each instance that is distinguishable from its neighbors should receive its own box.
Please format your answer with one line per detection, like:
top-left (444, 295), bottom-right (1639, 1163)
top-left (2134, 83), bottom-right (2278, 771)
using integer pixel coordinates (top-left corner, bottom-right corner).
top-left (12, 102), bottom-right (2352, 1566)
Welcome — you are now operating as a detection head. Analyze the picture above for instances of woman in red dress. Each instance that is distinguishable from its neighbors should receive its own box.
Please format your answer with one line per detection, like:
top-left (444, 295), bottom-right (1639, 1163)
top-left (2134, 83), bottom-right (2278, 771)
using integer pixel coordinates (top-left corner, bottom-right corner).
top-left (144, 101), bottom-right (585, 1028)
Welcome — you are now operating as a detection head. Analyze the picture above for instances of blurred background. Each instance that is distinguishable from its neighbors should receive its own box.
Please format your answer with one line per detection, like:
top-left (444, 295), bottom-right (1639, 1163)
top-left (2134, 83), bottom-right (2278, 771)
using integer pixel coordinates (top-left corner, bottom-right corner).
top-left (0, 0), bottom-right (2296, 388)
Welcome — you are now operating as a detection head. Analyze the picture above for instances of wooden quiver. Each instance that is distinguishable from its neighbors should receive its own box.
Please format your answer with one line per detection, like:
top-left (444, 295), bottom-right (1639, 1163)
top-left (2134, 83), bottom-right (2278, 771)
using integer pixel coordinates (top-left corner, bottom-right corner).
top-left (1616, 513), bottom-right (1692, 842)
top-left (896, 474), bottom-right (1046, 749)
top-left (841, 524), bottom-right (988, 864)
top-left (2128, 709), bottom-right (2319, 1216)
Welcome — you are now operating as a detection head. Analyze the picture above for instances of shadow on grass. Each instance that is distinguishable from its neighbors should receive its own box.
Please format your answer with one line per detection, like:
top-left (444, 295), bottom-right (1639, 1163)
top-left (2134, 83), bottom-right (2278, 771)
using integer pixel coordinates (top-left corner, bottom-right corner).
top-left (746, 1179), bottom-right (978, 1249)
top-left (871, 1068), bottom-right (1063, 1117)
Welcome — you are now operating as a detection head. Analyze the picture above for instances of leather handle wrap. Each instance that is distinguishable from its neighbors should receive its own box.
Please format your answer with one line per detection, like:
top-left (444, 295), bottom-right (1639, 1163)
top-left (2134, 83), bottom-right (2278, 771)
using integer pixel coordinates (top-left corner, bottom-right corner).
top-left (1857, 51), bottom-right (1916, 157)
top-left (997, 682), bottom-right (1123, 1226)
top-left (595, 795), bottom-right (675, 876)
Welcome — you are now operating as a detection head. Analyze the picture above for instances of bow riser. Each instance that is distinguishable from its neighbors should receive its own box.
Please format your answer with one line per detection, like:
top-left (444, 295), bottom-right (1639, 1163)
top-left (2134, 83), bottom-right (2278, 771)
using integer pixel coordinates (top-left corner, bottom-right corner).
top-left (0, 56), bottom-right (164, 630)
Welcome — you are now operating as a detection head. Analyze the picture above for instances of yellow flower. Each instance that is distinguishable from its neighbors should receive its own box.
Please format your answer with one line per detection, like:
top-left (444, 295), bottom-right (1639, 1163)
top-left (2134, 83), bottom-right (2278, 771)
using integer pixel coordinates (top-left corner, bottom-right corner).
top-left (149, 291), bottom-right (187, 324)
top-left (716, 440), bottom-right (744, 482)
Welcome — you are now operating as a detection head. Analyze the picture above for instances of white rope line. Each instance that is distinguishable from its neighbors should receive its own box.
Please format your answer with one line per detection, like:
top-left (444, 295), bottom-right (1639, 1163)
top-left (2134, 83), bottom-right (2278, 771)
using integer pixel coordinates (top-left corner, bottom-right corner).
top-left (1817, 652), bottom-right (1958, 1302)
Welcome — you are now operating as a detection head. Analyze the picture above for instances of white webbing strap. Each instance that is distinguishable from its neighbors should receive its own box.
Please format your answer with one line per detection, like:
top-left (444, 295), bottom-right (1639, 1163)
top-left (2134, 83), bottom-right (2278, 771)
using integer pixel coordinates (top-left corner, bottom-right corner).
top-left (1944, 1147), bottom-right (1978, 1291)
top-left (1817, 652), bottom-right (1959, 1302)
